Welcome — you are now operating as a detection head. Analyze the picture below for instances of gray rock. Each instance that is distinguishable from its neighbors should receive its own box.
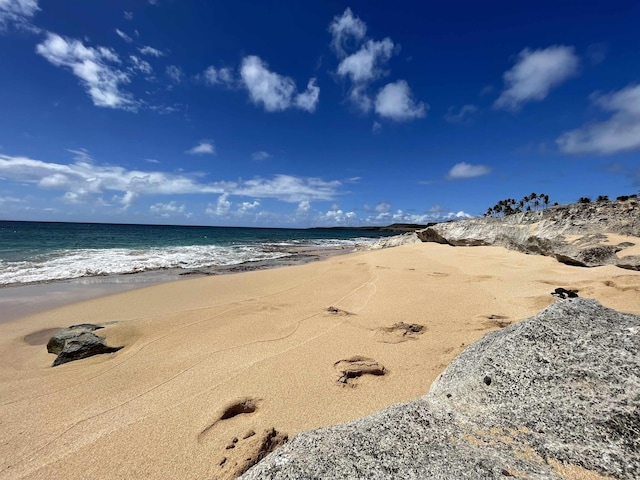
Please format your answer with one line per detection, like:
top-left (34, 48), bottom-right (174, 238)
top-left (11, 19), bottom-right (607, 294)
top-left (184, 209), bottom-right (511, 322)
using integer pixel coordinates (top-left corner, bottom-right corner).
top-left (241, 299), bottom-right (640, 479)
top-left (617, 255), bottom-right (640, 271)
top-left (47, 324), bottom-right (123, 367)
top-left (417, 200), bottom-right (639, 268)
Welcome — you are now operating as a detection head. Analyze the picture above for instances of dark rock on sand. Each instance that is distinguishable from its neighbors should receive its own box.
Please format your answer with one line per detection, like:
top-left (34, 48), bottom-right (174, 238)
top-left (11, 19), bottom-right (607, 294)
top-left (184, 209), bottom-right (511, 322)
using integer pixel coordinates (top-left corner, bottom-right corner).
top-left (47, 324), bottom-right (123, 367)
top-left (240, 299), bottom-right (640, 479)
top-left (550, 287), bottom-right (578, 299)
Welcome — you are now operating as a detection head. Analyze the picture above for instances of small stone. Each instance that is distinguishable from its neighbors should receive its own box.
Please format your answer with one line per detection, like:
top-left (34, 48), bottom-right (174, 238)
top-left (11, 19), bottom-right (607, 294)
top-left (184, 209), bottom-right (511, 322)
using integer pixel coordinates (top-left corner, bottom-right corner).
top-left (483, 375), bottom-right (492, 386)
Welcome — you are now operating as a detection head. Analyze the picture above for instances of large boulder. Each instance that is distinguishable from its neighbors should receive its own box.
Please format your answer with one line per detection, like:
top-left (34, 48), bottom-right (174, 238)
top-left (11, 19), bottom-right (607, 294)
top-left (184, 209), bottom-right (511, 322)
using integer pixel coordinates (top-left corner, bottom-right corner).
top-left (47, 324), bottom-right (123, 367)
top-left (241, 299), bottom-right (640, 479)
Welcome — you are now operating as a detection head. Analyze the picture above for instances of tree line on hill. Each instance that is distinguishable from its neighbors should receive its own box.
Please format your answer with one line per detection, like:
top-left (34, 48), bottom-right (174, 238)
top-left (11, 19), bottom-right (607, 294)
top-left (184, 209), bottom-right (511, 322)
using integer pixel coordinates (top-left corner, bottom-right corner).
top-left (485, 192), bottom-right (638, 218)
top-left (484, 193), bottom-right (554, 217)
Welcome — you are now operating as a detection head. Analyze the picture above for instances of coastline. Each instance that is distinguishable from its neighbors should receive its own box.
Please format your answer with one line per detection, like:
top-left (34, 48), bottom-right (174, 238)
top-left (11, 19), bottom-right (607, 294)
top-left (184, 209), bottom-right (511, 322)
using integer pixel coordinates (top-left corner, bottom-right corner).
top-left (0, 243), bottom-right (358, 324)
top-left (1, 242), bottom-right (639, 479)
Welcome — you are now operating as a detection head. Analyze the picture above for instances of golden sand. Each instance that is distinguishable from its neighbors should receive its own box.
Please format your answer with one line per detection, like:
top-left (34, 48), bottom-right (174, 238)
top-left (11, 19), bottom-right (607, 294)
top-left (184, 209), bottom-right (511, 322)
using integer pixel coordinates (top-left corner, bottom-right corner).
top-left (1, 242), bottom-right (639, 479)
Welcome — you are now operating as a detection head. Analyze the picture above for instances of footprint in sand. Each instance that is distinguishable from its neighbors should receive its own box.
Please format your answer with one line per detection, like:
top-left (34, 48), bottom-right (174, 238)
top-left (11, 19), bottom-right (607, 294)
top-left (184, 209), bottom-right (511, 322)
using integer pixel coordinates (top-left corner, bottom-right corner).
top-left (375, 322), bottom-right (425, 344)
top-left (198, 398), bottom-right (260, 442)
top-left (326, 306), bottom-right (354, 316)
top-left (216, 428), bottom-right (288, 479)
top-left (334, 356), bottom-right (386, 386)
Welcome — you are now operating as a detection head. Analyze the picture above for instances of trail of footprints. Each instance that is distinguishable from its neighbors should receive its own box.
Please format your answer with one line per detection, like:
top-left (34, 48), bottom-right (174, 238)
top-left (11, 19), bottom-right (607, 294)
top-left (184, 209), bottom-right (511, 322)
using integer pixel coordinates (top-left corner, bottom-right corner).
top-left (205, 303), bottom-right (514, 476)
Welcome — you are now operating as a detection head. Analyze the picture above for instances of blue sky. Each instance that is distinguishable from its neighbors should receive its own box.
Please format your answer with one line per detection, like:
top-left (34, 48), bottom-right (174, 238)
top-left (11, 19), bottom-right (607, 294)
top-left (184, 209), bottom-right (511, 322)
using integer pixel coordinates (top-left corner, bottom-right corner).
top-left (0, 0), bottom-right (639, 227)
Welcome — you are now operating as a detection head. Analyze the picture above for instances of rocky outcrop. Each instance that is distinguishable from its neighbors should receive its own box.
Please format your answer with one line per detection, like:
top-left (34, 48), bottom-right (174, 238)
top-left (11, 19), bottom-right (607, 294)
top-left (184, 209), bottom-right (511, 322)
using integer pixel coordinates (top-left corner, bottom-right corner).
top-left (364, 232), bottom-right (421, 250)
top-left (241, 299), bottom-right (640, 479)
top-left (417, 199), bottom-right (640, 267)
top-left (47, 324), bottom-right (123, 367)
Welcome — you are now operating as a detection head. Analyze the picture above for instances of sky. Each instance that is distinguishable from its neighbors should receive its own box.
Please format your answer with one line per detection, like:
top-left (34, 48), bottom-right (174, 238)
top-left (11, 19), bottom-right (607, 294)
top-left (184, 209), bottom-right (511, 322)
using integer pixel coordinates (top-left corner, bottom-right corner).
top-left (0, 0), bottom-right (639, 227)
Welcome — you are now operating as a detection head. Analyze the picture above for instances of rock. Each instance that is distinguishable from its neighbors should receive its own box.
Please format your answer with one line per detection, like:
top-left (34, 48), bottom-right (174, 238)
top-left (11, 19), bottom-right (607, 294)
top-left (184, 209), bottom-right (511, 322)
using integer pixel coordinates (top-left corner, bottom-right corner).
top-left (417, 199), bottom-right (639, 268)
top-left (240, 299), bottom-right (640, 479)
top-left (617, 255), bottom-right (640, 271)
top-left (47, 324), bottom-right (123, 367)
top-left (364, 232), bottom-right (421, 250)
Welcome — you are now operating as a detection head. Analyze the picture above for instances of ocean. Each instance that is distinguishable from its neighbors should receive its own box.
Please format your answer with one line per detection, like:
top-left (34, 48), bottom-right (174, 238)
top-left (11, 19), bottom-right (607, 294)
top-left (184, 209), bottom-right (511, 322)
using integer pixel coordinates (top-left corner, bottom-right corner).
top-left (0, 221), bottom-right (396, 286)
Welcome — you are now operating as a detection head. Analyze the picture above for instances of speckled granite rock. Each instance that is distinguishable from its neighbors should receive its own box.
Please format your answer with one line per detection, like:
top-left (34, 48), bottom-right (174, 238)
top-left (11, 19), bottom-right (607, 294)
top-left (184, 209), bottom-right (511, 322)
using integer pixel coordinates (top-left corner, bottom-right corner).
top-left (241, 299), bottom-right (640, 479)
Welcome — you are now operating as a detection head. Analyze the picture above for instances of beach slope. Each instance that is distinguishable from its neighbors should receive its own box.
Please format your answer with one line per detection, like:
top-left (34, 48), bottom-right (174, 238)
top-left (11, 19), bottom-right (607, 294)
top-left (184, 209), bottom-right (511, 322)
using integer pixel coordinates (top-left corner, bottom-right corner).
top-left (1, 242), bottom-right (639, 479)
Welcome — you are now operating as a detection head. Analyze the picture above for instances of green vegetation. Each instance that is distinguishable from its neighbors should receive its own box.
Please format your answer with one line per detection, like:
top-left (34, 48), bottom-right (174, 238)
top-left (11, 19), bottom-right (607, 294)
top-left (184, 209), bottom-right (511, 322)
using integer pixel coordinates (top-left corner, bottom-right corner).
top-left (484, 193), bottom-right (550, 217)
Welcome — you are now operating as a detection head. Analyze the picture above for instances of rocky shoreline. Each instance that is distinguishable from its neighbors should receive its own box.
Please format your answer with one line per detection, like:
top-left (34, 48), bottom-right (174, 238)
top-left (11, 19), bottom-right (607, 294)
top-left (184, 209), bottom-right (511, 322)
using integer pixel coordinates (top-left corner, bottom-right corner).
top-left (417, 198), bottom-right (640, 270)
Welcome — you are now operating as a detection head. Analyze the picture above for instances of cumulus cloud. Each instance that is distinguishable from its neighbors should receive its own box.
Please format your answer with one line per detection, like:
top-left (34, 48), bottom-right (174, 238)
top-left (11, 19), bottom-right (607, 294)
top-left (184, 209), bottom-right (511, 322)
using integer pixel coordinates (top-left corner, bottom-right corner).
top-left (320, 207), bottom-right (357, 225)
top-left (328, 7), bottom-right (367, 58)
top-left (337, 38), bottom-right (394, 84)
top-left (240, 55), bottom-right (319, 112)
top-left (375, 80), bottom-right (426, 121)
top-left (252, 151), bottom-right (271, 161)
top-left (36, 33), bottom-right (135, 110)
top-left (444, 104), bottom-right (478, 123)
top-left (186, 141), bottom-right (215, 155)
top-left (494, 45), bottom-right (579, 111)
top-left (138, 45), bottom-right (164, 57)
top-left (0, 154), bottom-right (341, 205)
top-left (238, 200), bottom-right (260, 213)
top-left (206, 193), bottom-right (232, 216)
top-left (0, 0), bottom-right (39, 29)
top-left (446, 162), bottom-right (491, 180)
top-left (556, 84), bottom-right (640, 154)
top-left (115, 28), bottom-right (132, 43)
top-left (202, 65), bottom-right (234, 87)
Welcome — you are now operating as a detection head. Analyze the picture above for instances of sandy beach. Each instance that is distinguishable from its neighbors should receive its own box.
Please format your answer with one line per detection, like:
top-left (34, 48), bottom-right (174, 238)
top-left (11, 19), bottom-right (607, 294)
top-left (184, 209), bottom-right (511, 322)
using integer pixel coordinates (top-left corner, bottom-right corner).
top-left (1, 242), bottom-right (639, 479)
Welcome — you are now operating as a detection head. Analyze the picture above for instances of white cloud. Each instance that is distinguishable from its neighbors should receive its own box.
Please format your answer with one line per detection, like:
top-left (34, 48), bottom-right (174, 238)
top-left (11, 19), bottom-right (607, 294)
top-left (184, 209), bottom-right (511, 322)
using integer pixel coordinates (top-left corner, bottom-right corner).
top-left (556, 84), bottom-right (640, 154)
top-left (320, 207), bottom-right (357, 225)
top-left (166, 65), bottom-right (184, 84)
top-left (375, 80), bottom-right (426, 121)
top-left (328, 7), bottom-right (367, 58)
top-left (240, 55), bottom-right (319, 113)
top-left (252, 151), bottom-right (271, 161)
top-left (236, 174), bottom-right (340, 203)
top-left (296, 200), bottom-right (311, 214)
top-left (138, 45), bottom-right (164, 57)
top-left (150, 201), bottom-right (185, 217)
top-left (186, 141), bottom-right (215, 155)
top-left (0, 154), bottom-right (342, 205)
top-left (446, 162), bottom-right (491, 180)
top-left (372, 121), bottom-right (381, 134)
top-left (124, 11), bottom-right (133, 21)
top-left (36, 33), bottom-right (135, 110)
top-left (444, 104), bottom-right (478, 123)
top-left (202, 65), bottom-right (234, 87)
top-left (349, 85), bottom-right (372, 113)
top-left (294, 78), bottom-right (320, 112)
top-left (115, 28), bottom-right (132, 43)
top-left (238, 200), bottom-right (260, 213)
top-left (337, 38), bottom-right (394, 84)
top-left (0, 0), bottom-right (39, 29)
top-left (129, 55), bottom-right (152, 75)
top-left (206, 193), bottom-right (231, 216)
top-left (494, 45), bottom-right (579, 111)
top-left (374, 201), bottom-right (391, 213)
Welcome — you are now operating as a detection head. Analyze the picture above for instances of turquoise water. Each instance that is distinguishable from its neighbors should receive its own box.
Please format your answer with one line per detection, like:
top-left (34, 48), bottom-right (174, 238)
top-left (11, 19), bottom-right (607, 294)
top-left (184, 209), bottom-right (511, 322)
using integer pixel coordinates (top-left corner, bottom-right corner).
top-left (0, 221), bottom-right (394, 285)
